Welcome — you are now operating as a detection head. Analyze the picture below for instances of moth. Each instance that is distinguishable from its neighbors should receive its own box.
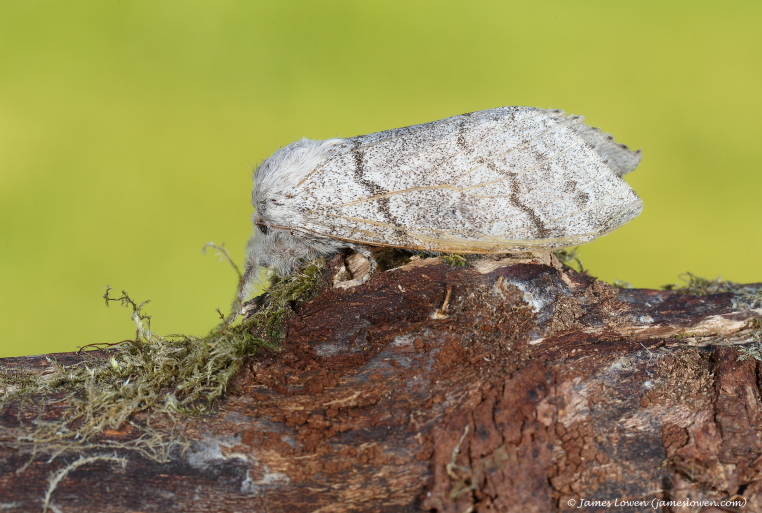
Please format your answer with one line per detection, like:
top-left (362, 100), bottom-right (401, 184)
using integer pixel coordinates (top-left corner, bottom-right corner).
top-left (239, 106), bottom-right (642, 302)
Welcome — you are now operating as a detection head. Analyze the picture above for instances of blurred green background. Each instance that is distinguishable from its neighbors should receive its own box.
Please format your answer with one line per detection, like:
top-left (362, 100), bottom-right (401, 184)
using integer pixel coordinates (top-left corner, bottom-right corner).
top-left (1, 1), bottom-right (760, 358)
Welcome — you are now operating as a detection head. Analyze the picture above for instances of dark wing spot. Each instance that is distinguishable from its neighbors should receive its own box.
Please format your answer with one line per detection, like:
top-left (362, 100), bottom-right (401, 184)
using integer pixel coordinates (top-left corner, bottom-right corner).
top-left (574, 192), bottom-right (590, 208)
top-left (457, 120), bottom-right (472, 152)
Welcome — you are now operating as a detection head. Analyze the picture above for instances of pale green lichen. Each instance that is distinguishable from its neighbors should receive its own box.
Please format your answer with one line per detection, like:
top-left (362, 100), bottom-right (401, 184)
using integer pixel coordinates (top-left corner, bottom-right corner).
top-left (736, 318), bottom-right (762, 362)
top-left (0, 369), bottom-right (42, 394)
top-left (1, 252), bottom-right (326, 463)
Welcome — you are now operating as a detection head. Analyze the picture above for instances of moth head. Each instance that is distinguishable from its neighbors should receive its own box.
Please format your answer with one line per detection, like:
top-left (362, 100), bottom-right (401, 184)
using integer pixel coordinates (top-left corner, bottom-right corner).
top-left (238, 191), bottom-right (293, 311)
top-left (237, 221), bottom-right (273, 310)
top-left (237, 223), bottom-right (309, 310)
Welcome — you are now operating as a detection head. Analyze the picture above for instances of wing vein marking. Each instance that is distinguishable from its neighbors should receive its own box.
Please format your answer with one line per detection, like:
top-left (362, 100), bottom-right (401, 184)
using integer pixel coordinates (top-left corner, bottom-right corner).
top-left (475, 157), bottom-right (610, 226)
top-left (465, 153), bottom-right (599, 199)
top-left (543, 182), bottom-right (637, 224)
top-left (307, 166), bottom-right (633, 241)
top-left (482, 183), bottom-right (636, 237)
top-left (457, 121), bottom-right (566, 185)
top-left (283, 222), bottom-right (591, 253)
top-left (353, 107), bottom-right (548, 152)
top-left (459, 138), bottom-right (584, 192)
top-left (487, 182), bottom-right (634, 237)
top-left (312, 212), bottom-right (407, 231)
top-left (335, 184), bottom-right (466, 207)
top-left (332, 137), bottom-right (584, 208)
top-left (307, 211), bottom-right (600, 247)
top-left (296, 108), bottom-right (550, 188)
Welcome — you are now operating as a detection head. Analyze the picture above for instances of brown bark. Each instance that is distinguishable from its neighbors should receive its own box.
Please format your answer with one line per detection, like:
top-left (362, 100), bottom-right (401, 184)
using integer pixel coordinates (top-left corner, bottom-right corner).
top-left (1, 254), bottom-right (761, 512)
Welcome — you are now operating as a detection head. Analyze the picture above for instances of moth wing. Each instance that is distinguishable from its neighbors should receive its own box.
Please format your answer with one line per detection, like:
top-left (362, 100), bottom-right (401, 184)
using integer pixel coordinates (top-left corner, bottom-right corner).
top-left (291, 107), bottom-right (642, 252)
top-left (555, 113), bottom-right (642, 177)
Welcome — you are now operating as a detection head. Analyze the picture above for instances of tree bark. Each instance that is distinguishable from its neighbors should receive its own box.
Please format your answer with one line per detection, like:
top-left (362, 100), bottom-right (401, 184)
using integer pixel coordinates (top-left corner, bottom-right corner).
top-left (1, 254), bottom-right (761, 512)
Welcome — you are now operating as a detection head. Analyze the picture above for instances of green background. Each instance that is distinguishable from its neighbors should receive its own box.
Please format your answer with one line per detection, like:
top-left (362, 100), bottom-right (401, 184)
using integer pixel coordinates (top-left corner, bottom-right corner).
top-left (1, 1), bottom-right (760, 358)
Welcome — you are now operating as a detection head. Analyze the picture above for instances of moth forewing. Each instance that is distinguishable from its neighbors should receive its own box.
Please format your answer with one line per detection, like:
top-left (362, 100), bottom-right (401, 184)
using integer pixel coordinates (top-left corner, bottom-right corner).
top-left (239, 106), bottom-right (642, 307)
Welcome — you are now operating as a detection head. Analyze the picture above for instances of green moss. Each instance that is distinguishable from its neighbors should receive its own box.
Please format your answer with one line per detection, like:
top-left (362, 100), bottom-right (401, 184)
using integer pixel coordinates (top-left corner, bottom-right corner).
top-left (553, 247), bottom-right (584, 273)
top-left (243, 257), bottom-right (326, 342)
top-left (441, 253), bottom-right (468, 267)
top-left (663, 272), bottom-right (741, 295)
top-left (2, 256), bottom-right (326, 462)
top-left (663, 272), bottom-right (762, 310)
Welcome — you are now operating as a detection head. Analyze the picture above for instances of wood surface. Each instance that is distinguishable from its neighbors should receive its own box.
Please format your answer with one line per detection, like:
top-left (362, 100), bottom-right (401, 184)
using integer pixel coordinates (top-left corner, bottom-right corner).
top-left (1, 254), bottom-right (761, 512)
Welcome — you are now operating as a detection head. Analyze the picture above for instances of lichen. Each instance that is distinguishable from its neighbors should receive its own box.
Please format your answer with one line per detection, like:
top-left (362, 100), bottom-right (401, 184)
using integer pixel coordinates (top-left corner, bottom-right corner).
top-left (736, 318), bottom-right (762, 362)
top-left (0, 368), bottom-right (42, 394)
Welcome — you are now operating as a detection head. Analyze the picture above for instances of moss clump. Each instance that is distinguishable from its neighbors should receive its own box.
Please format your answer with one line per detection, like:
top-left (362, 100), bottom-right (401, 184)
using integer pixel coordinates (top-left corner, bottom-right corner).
top-left (663, 272), bottom-right (762, 310)
top-left (2, 256), bottom-right (326, 462)
top-left (553, 247), bottom-right (584, 273)
top-left (663, 272), bottom-right (743, 295)
top-left (441, 253), bottom-right (468, 267)
top-left (242, 257), bottom-right (326, 342)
